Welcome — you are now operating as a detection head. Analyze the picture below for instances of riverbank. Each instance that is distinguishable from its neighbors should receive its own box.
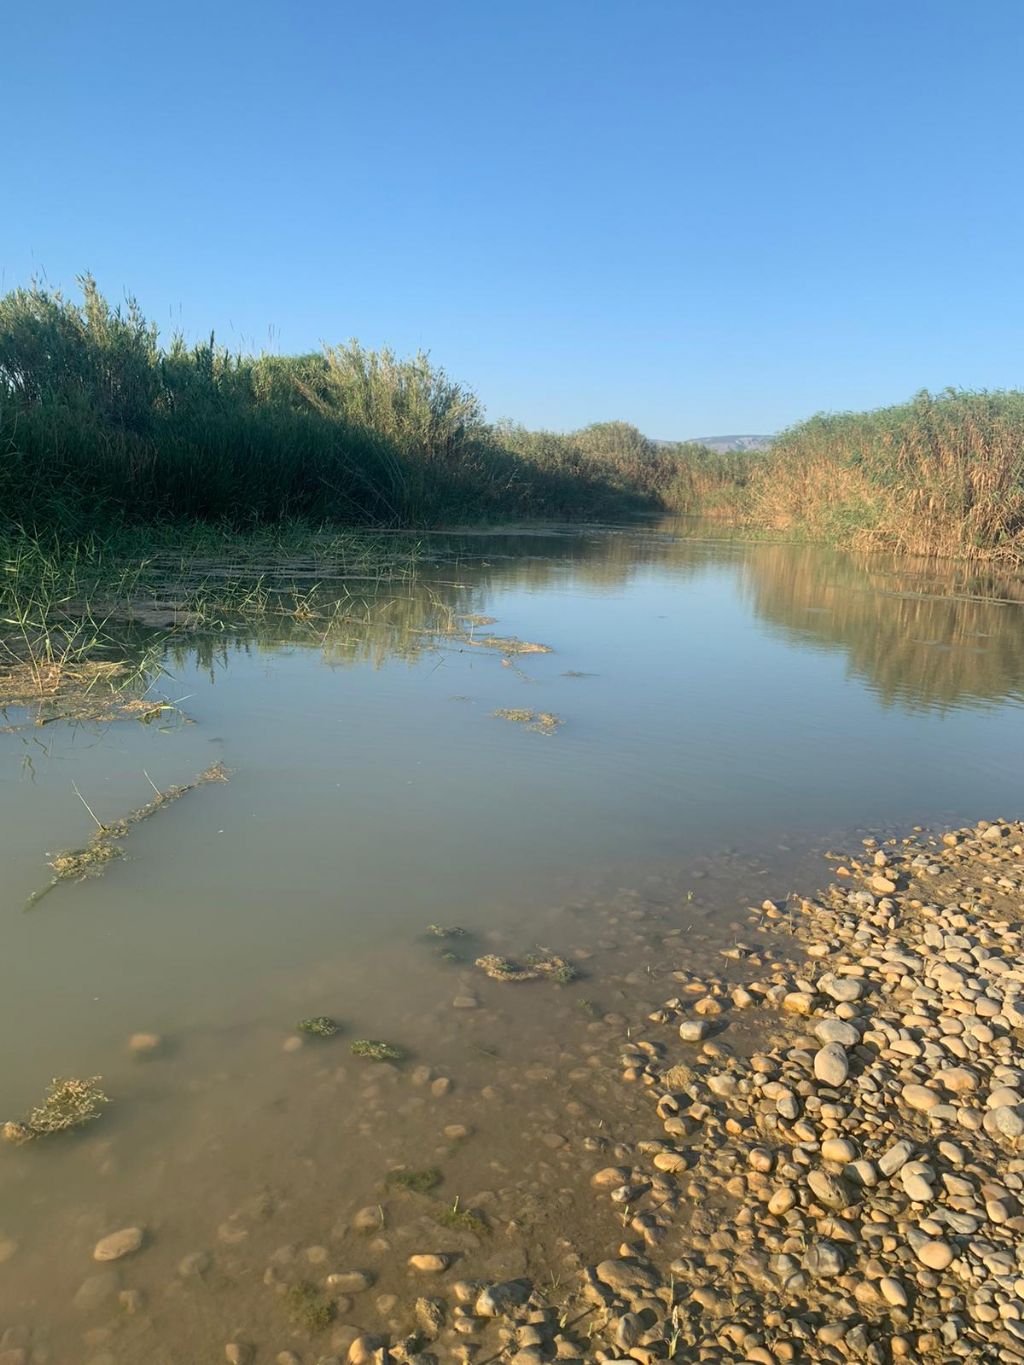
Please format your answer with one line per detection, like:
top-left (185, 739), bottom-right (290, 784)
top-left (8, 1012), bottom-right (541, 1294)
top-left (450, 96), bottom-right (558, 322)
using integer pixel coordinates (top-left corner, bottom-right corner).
top-left (4, 815), bottom-right (1022, 1363)
top-left (329, 816), bottom-right (1024, 1364)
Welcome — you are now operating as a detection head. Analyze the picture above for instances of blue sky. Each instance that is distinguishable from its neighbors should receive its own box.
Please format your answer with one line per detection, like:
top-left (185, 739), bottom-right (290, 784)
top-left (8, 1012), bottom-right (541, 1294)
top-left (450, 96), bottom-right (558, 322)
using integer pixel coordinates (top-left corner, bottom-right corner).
top-left (3, 1), bottom-right (1022, 436)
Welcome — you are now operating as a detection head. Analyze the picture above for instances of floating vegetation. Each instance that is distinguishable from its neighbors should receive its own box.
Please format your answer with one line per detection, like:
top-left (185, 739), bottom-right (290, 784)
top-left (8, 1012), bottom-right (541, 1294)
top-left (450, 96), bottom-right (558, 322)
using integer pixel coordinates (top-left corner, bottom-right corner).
top-left (426, 924), bottom-right (466, 938)
top-left (476, 635), bottom-right (552, 655)
top-left (2, 1076), bottom-right (109, 1145)
top-left (476, 952), bottom-right (577, 984)
top-left (285, 1280), bottom-right (336, 1332)
top-left (27, 762), bottom-right (229, 908)
top-left (576, 998), bottom-right (602, 1018)
top-left (296, 1016), bottom-right (338, 1038)
top-left (562, 670), bottom-right (596, 678)
top-left (386, 1166), bottom-right (442, 1193)
top-left (435, 1196), bottom-right (489, 1236)
top-left (460, 614), bottom-right (497, 627)
top-left (439, 949), bottom-right (463, 963)
top-left (491, 708), bottom-right (563, 735)
top-left (350, 1039), bottom-right (404, 1062)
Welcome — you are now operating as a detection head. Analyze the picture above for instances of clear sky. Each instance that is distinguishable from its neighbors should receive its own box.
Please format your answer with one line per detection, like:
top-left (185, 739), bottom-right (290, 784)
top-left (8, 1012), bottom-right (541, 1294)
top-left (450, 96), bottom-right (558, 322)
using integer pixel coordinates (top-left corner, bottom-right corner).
top-left (3, 1), bottom-right (1022, 437)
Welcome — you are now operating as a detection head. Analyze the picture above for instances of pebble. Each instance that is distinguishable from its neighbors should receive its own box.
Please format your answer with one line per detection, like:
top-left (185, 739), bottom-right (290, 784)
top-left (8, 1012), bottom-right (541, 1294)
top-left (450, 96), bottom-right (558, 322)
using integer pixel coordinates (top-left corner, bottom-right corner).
top-left (93, 1227), bottom-right (144, 1262)
top-left (813, 1042), bottom-right (849, 1086)
top-left (408, 1253), bottom-right (450, 1274)
top-left (916, 1240), bottom-right (954, 1270)
top-left (678, 1020), bottom-right (708, 1042)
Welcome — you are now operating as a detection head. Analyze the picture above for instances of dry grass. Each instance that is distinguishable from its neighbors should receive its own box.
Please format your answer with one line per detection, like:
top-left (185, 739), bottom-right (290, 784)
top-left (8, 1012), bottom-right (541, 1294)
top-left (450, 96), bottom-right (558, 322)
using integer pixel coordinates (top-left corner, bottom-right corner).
top-left (2, 1076), bottom-right (109, 1144)
top-left (27, 763), bottom-right (228, 907)
top-left (749, 390), bottom-right (1024, 561)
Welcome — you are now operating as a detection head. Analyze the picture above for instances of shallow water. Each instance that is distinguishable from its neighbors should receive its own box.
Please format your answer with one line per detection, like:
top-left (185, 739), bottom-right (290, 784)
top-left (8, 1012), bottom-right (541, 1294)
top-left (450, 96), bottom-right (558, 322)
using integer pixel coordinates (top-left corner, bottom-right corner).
top-left (2, 521), bottom-right (1024, 1360)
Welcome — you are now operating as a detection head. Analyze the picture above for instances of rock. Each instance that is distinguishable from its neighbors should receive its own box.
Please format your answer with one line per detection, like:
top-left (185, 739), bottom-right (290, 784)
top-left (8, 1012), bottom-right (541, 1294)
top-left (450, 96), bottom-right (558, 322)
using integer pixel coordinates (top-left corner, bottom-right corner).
top-left (879, 1139), bottom-right (914, 1176)
top-left (452, 996), bottom-right (478, 1009)
top-left (326, 1270), bottom-right (373, 1293)
top-left (73, 1272), bottom-right (120, 1311)
top-left (348, 1337), bottom-right (386, 1365)
top-left (916, 1240), bottom-right (954, 1270)
top-left (820, 974), bottom-right (864, 1003)
top-left (807, 1170), bottom-right (849, 1209)
top-left (93, 1227), bottom-right (144, 1262)
top-left (768, 1186), bottom-right (797, 1216)
top-left (408, 1253), bottom-right (450, 1274)
top-left (782, 992), bottom-right (815, 1015)
top-left (678, 1021), bottom-right (708, 1042)
top-left (128, 1032), bottom-right (162, 1054)
top-left (802, 1241), bottom-right (844, 1277)
top-left (880, 1276), bottom-right (908, 1307)
top-left (814, 1043), bottom-right (849, 1086)
top-left (475, 1279), bottom-right (532, 1315)
top-left (595, 1258), bottom-right (661, 1293)
top-left (225, 1347), bottom-right (252, 1365)
top-left (821, 1138), bottom-right (856, 1164)
top-left (871, 875), bottom-right (897, 894)
top-left (353, 1206), bottom-right (384, 1233)
top-left (177, 1250), bottom-right (211, 1278)
top-left (814, 1018), bottom-right (859, 1047)
top-left (0, 1239), bottom-right (17, 1264)
top-left (903, 1173), bottom-right (934, 1202)
top-left (902, 1083), bottom-right (940, 1112)
top-left (990, 1105), bottom-right (1024, 1137)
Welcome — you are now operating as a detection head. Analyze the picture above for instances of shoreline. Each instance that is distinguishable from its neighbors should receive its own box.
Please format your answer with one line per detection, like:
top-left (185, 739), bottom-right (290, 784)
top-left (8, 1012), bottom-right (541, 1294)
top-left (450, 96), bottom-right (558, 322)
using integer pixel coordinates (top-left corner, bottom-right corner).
top-left (336, 816), bottom-right (1024, 1365)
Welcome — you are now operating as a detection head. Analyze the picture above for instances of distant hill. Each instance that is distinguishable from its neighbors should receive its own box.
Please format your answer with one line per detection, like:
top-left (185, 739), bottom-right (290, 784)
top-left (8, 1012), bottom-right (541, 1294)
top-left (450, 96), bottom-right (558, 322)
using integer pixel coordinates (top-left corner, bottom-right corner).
top-left (685, 434), bottom-right (773, 453)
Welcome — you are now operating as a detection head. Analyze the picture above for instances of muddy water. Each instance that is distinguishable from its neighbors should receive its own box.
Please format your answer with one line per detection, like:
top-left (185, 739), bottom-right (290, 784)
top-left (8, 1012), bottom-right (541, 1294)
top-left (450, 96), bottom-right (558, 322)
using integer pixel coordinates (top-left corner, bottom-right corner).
top-left (2, 522), bottom-right (1024, 1361)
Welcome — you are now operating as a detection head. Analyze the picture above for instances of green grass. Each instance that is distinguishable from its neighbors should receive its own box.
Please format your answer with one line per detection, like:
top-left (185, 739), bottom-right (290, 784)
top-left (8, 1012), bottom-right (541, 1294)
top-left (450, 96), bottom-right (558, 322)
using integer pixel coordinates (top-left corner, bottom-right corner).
top-left (0, 277), bottom-right (722, 533)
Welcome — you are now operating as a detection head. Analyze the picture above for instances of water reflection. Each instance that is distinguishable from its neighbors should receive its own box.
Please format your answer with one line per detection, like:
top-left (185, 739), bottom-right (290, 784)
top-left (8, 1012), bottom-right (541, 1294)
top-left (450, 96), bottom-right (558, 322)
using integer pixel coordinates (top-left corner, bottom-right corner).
top-left (160, 524), bottom-right (1024, 713)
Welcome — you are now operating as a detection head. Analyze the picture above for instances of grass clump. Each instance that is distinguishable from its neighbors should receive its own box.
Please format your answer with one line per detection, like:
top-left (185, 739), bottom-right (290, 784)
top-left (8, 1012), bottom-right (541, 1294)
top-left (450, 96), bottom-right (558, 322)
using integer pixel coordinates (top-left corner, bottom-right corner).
top-left (435, 1196), bottom-right (489, 1236)
top-left (285, 1281), bottom-right (336, 1332)
top-left (386, 1166), bottom-right (442, 1193)
top-left (350, 1039), bottom-right (404, 1062)
top-left (2, 1076), bottom-right (109, 1144)
top-left (296, 1016), bottom-right (338, 1038)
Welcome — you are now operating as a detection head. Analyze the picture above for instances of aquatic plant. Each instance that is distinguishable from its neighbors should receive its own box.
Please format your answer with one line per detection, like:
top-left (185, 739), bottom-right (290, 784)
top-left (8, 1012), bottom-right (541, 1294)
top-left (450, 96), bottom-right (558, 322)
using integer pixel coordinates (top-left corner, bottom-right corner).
top-left (27, 763), bottom-right (228, 908)
top-left (350, 1039), bottom-right (404, 1062)
top-left (1, 1076), bottom-right (110, 1144)
top-left (285, 1281), bottom-right (336, 1331)
top-left (476, 952), bottom-right (577, 983)
top-left (426, 924), bottom-right (466, 938)
top-left (435, 1196), bottom-right (489, 1236)
top-left (385, 1166), bottom-right (442, 1193)
top-left (491, 708), bottom-right (563, 735)
top-left (296, 1016), bottom-right (338, 1038)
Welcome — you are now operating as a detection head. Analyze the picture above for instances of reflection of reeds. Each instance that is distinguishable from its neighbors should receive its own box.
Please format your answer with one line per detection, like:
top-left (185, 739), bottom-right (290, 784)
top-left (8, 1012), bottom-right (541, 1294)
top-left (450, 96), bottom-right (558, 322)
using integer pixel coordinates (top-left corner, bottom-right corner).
top-left (743, 542), bottom-right (1024, 710)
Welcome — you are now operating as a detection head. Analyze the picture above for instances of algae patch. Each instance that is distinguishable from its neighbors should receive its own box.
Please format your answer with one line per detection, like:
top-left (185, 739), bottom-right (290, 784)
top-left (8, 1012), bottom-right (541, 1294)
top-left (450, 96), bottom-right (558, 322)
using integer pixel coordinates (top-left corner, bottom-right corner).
top-left (296, 1016), bottom-right (338, 1038)
top-left (475, 952), bottom-right (577, 984)
top-left (351, 1039), bottom-right (404, 1062)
